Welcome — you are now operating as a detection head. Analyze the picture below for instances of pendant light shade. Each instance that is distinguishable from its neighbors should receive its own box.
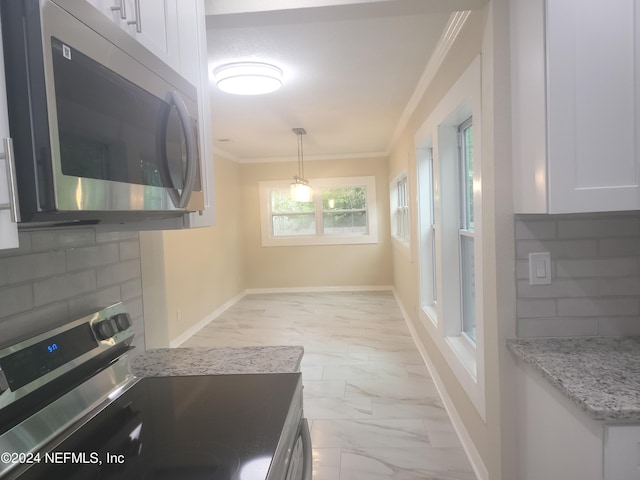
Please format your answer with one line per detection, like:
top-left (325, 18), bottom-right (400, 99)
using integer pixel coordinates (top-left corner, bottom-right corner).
top-left (291, 128), bottom-right (312, 202)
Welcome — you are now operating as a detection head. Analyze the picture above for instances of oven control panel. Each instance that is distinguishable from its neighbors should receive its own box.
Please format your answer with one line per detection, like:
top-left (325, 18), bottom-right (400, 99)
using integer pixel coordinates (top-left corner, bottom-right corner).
top-left (0, 303), bottom-right (134, 398)
top-left (92, 312), bottom-right (133, 342)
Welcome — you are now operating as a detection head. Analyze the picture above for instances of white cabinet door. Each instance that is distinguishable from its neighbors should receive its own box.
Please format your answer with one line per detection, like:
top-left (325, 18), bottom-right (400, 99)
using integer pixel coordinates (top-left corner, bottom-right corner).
top-left (85, 0), bottom-right (179, 71)
top-left (604, 425), bottom-right (640, 480)
top-left (0, 11), bottom-right (19, 251)
top-left (546, 0), bottom-right (640, 213)
top-left (176, 0), bottom-right (215, 228)
top-left (512, 0), bottom-right (640, 214)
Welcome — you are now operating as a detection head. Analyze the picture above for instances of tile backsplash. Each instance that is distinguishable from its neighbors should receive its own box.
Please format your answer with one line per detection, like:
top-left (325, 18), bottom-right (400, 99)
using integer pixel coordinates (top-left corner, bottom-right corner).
top-left (0, 227), bottom-right (145, 351)
top-left (515, 213), bottom-right (640, 337)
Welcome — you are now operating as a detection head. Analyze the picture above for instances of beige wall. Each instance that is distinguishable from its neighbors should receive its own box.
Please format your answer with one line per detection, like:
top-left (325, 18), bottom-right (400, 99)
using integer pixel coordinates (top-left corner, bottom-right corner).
top-left (141, 153), bottom-right (245, 346)
top-left (240, 156), bottom-right (393, 289)
top-left (389, 3), bottom-right (517, 479)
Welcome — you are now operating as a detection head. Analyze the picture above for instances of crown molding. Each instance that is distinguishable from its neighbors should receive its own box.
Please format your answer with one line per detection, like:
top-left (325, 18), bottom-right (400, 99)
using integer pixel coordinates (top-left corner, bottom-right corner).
top-left (386, 10), bottom-right (472, 154)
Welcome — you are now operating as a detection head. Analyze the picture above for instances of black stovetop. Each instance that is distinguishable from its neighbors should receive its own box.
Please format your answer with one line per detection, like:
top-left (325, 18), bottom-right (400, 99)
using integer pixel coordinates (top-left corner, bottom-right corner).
top-left (15, 373), bottom-right (301, 480)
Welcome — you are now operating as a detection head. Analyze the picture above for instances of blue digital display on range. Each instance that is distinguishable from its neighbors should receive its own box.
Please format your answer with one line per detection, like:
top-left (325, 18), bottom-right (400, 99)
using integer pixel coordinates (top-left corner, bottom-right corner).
top-left (0, 324), bottom-right (98, 391)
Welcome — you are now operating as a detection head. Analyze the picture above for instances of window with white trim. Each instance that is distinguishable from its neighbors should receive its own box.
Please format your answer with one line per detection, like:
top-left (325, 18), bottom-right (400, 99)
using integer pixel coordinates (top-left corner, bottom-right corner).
top-left (418, 145), bottom-right (437, 321)
top-left (458, 117), bottom-right (476, 342)
top-left (259, 176), bottom-right (378, 247)
top-left (396, 174), bottom-right (409, 241)
top-left (390, 171), bottom-right (411, 259)
top-left (414, 56), bottom-right (485, 420)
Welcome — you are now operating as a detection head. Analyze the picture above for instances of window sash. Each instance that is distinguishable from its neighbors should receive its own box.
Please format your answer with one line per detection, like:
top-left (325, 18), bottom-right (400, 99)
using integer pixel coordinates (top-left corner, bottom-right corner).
top-left (269, 184), bottom-right (369, 238)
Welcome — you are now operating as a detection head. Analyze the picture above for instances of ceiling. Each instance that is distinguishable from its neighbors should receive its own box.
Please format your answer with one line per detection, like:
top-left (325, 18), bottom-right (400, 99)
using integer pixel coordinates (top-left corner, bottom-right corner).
top-left (204, 0), bottom-right (485, 163)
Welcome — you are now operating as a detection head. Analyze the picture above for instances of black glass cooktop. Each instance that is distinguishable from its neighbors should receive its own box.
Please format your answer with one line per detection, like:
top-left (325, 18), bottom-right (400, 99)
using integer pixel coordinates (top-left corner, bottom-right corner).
top-left (16, 373), bottom-right (301, 480)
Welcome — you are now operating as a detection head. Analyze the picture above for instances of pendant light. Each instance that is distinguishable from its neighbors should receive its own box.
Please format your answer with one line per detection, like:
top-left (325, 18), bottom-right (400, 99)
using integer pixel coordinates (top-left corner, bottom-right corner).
top-left (291, 128), bottom-right (312, 202)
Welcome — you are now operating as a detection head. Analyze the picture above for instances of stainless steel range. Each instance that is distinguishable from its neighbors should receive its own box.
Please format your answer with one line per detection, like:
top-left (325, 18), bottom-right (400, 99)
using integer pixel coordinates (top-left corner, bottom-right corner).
top-left (0, 304), bottom-right (311, 479)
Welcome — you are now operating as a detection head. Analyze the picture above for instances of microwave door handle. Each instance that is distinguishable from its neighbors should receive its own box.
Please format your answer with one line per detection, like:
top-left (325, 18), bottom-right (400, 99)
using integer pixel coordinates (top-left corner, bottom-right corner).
top-left (156, 103), bottom-right (181, 208)
top-left (0, 138), bottom-right (20, 223)
top-left (301, 418), bottom-right (312, 480)
top-left (169, 91), bottom-right (197, 209)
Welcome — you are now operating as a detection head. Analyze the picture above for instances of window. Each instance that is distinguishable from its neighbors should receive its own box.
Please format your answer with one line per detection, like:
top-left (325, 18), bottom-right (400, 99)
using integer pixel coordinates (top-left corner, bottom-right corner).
top-left (259, 176), bottom-right (378, 247)
top-left (390, 171), bottom-right (411, 259)
top-left (417, 145), bottom-right (437, 321)
top-left (458, 118), bottom-right (475, 342)
top-left (396, 175), bottom-right (409, 241)
top-left (413, 56), bottom-right (484, 420)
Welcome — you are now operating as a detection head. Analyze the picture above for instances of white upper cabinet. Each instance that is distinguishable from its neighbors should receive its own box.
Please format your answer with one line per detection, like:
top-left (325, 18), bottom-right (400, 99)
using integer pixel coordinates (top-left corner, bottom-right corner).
top-left (0, 11), bottom-right (19, 251)
top-left (176, 0), bottom-right (215, 228)
top-left (512, 0), bottom-right (640, 213)
top-left (85, 0), bottom-right (179, 71)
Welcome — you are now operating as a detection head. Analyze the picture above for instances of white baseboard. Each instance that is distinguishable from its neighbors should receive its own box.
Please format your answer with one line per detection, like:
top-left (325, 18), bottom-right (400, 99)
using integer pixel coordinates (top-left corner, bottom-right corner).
top-left (392, 289), bottom-right (489, 480)
top-left (245, 285), bottom-right (393, 294)
top-left (169, 290), bottom-right (247, 347)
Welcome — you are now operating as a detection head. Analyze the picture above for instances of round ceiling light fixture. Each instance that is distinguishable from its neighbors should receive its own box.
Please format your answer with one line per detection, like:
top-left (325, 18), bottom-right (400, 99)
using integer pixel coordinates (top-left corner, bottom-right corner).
top-left (213, 62), bottom-right (283, 95)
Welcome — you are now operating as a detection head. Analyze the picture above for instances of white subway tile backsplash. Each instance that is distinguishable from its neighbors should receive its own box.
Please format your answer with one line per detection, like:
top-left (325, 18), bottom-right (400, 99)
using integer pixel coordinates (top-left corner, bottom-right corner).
top-left (597, 317), bottom-right (640, 336)
top-left (0, 284), bottom-right (34, 317)
top-left (0, 229), bottom-right (145, 350)
top-left (515, 220), bottom-right (557, 240)
top-left (31, 228), bottom-right (95, 251)
top-left (557, 217), bottom-right (640, 239)
top-left (516, 279), bottom-right (598, 299)
top-left (516, 299), bottom-right (557, 318)
top-left (96, 259), bottom-right (142, 288)
top-left (34, 270), bottom-right (98, 307)
top-left (515, 239), bottom-right (598, 260)
top-left (68, 286), bottom-right (122, 319)
top-left (119, 240), bottom-right (140, 261)
top-left (518, 317), bottom-right (599, 337)
top-left (0, 250), bottom-right (66, 286)
top-left (66, 243), bottom-right (119, 271)
top-left (557, 298), bottom-right (639, 317)
top-left (555, 258), bottom-right (637, 278)
top-left (598, 238), bottom-right (640, 257)
top-left (516, 212), bottom-right (640, 338)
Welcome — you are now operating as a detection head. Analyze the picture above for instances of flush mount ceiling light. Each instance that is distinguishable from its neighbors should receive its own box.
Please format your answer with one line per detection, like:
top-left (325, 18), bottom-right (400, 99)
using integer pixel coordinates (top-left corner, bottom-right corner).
top-left (213, 62), bottom-right (283, 95)
top-left (291, 128), bottom-right (312, 202)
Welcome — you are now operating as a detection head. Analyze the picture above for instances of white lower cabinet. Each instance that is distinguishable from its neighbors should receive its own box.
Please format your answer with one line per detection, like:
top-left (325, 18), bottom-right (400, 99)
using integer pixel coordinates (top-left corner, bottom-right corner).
top-left (515, 360), bottom-right (640, 480)
top-left (604, 425), bottom-right (640, 480)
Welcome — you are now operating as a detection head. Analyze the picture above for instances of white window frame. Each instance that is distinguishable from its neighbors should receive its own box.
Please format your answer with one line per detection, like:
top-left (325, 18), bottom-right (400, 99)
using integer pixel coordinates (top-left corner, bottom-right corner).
top-left (414, 56), bottom-right (485, 420)
top-left (259, 176), bottom-right (378, 247)
top-left (390, 170), bottom-right (411, 260)
top-left (417, 144), bottom-right (437, 325)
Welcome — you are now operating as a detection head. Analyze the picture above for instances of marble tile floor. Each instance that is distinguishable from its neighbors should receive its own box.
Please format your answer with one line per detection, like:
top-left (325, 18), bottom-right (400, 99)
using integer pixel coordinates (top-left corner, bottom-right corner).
top-left (182, 291), bottom-right (476, 480)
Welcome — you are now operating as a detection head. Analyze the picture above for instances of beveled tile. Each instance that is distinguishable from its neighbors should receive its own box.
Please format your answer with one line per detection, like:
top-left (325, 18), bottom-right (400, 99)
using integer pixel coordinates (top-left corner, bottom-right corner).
top-left (304, 396), bottom-right (373, 419)
top-left (310, 419), bottom-right (428, 449)
top-left (340, 447), bottom-right (476, 480)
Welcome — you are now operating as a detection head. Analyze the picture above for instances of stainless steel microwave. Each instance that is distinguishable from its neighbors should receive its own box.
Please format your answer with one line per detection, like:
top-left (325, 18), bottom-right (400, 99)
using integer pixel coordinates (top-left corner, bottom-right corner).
top-left (0, 0), bottom-right (204, 225)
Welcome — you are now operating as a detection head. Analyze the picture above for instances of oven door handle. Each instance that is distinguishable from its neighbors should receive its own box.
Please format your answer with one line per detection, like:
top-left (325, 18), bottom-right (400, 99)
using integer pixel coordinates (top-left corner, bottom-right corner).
top-left (301, 418), bottom-right (312, 480)
top-left (169, 91), bottom-right (198, 209)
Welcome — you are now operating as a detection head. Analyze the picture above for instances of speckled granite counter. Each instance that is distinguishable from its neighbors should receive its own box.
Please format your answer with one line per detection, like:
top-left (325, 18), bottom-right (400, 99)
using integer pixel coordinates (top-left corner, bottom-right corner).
top-left (131, 346), bottom-right (304, 377)
top-left (507, 336), bottom-right (640, 422)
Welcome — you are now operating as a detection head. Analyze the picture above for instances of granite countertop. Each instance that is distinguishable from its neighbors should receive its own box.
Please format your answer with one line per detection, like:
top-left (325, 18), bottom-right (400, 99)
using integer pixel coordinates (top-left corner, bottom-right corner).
top-left (131, 346), bottom-right (304, 377)
top-left (507, 336), bottom-right (640, 422)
